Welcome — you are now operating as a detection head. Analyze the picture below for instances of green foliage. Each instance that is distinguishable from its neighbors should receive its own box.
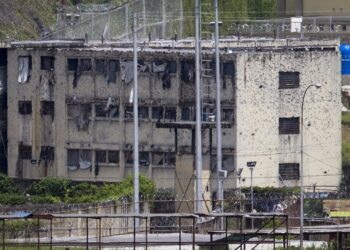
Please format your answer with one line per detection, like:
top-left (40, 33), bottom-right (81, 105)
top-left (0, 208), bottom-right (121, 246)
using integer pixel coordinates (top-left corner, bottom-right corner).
top-left (241, 186), bottom-right (300, 195)
top-left (342, 112), bottom-right (350, 125)
top-left (342, 142), bottom-right (350, 165)
top-left (0, 175), bottom-right (19, 194)
top-left (304, 199), bottom-right (324, 217)
top-left (30, 195), bottom-right (60, 204)
top-left (27, 177), bottom-right (71, 200)
top-left (0, 194), bottom-right (26, 205)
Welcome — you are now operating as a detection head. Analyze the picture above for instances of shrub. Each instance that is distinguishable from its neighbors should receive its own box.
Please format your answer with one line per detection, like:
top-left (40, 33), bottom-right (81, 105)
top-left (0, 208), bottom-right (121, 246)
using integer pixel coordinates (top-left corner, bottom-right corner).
top-left (0, 194), bottom-right (26, 205)
top-left (27, 177), bottom-right (71, 199)
top-left (30, 195), bottom-right (60, 204)
top-left (0, 175), bottom-right (19, 194)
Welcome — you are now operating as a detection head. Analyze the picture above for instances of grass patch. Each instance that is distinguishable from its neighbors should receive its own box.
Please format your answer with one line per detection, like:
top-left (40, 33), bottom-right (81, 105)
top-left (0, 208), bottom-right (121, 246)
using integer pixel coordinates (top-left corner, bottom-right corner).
top-left (342, 112), bottom-right (350, 125)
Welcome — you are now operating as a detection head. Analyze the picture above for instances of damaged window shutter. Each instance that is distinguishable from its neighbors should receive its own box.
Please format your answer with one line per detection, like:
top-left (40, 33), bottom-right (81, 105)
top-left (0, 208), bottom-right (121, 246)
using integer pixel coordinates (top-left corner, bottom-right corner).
top-left (19, 145), bottom-right (32, 160)
top-left (279, 163), bottom-right (300, 180)
top-left (18, 101), bottom-right (32, 115)
top-left (279, 72), bottom-right (300, 89)
top-left (41, 56), bottom-right (55, 70)
top-left (279, 117), bottom-right (300, 134)
top-left (18, 56), bottom-right (32, 83)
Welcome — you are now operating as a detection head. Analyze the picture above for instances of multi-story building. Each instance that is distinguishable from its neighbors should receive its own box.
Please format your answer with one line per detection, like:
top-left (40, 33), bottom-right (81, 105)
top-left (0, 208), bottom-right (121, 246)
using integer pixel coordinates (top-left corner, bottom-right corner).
top-left (6, 38), bottom-right (341, 211)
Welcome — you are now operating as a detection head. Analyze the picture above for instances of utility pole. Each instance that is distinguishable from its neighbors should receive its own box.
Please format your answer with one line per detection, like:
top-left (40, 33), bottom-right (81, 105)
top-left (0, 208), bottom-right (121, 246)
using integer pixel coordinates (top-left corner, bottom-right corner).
top-left (195, 0), bottom-right (203, 213)
top-left (213, 0), bottom-right (223, 213)
top-left (247, 161), bottom-right (256, 229)
top-left (132, 5), bottom-right (140, 219)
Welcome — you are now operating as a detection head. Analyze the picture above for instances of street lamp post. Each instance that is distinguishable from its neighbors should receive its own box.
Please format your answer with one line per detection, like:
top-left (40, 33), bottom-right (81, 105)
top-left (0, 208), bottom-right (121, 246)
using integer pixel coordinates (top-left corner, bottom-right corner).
top-left (247, 161), bottom-right (256, 229)
top-left (300, 84), bottom-right (321, 249)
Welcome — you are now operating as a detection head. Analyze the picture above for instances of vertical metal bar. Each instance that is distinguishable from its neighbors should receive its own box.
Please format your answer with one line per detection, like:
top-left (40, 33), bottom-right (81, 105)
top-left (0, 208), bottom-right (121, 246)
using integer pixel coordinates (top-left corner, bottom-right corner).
top-left (162, 0), bottom-right (166, 39)
top-left (133, 2), bottom-right (140, 222)
top-left (179, 217), bottom-right (181, 250)
top-left (195, 0), bottom-right (203, 214)
top-left (240, 216), bottom-right (243, 250)
top-left (37, 218), bottom-right (40, 250)
top-left (225, 216), bottom-right (228, 250)
top-left (286, 214), bottom-right (289, 249)
top-left (250, 167), bottom-right (254, 229)
top-left (192, 217), bottom-right (195, 250)
top-left (273, 216), bottom-right (275, 250)
top-left (50, 218), bottom-right (53, 250)
top-left (86, 218), bottom-right (89, 250)
top-left (2, 219), bottom-right (5, 250)
top-left (142, 0), bottom-right (146, 39)
top-left (179, 0), bottom-right (183, 38)
top-left (125, 3), bottom-right (129, 40)
top-left (145, 217), bottom-right (148, 250)
top-left (214, 0), bottom-right (223, 218)
top-left (98, 218), bottom-right (101, 250)
top-left (133, 217), bottom-right (136, 250)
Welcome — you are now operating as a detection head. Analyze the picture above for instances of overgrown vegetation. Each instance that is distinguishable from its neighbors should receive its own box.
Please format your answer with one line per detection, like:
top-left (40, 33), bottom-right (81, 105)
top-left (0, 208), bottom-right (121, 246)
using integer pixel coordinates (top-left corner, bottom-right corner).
top-left (0, 174), bottom-right (155, 205)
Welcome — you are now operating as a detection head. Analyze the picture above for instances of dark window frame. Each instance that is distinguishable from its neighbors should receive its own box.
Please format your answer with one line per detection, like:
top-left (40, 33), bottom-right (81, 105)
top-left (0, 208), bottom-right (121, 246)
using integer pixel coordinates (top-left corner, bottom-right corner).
top-left (41, 101), bottom-right (54, 116)
top-left (41, 56), bottom-right (55, 70)
top-left (279, 117), bottom-right (300, 134)
top-left (96, 150), bottom-right (119, 165)
top-left (19, 145), bottom-right (32, 160)
top-left (279, 163), bottom-right (300, 180)
top-left (279, 72), bottom-right (300, 89)
top-left (18, 101), bottom-right (32, 115)
top-left (95, 103), bottom-right (119, 119)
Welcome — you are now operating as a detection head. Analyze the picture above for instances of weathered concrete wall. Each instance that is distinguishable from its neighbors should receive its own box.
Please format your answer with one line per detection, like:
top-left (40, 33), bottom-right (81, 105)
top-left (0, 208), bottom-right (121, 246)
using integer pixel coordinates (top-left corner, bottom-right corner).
top-left (235, 49), bottom-right (341, 190)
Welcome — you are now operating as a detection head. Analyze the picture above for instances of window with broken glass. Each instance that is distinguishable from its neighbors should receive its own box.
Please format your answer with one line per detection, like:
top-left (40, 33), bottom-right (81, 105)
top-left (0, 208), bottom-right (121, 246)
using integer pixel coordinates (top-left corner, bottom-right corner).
top-left (181, 106), bottom-right (195, 121)
top-left (41, 56), bottom-right (55, 70)
top-left (67, 149), bottom-right (92, 171)
top-left (95, 59), bottom-right (106, 74)
top-left (95, 103), bottom-right (119, 119)
top-left (152, 152), bottom-right (176, 167)
top-left (124, 151), bottom-right (150, 167)
top-left (67, 104), bottom-right (92, 131)
top-left (19, 145), bottom-right (32, 160)
top-left (96, 150), bottom-right (119, 166)
top-left (41, 101), bottom-right (54, 116)
top-left (222, 109), bottom-right (234, 122)
top-left (18, 56), bottom-right (32, 83)
top-left (67, 58), bottom-right (92, 72)
top-left (279, 163), bottom-right (300, 180)
top-left (18, 101), bottom-right (32, 115)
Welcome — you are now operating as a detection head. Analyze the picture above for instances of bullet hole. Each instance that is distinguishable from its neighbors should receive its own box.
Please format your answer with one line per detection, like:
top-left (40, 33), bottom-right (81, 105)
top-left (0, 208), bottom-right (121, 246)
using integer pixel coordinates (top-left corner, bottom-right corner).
top-left (308, 122), bottom-right (311, 127)
top-left (251, 133), bottom-right (255, 136)
top-left (259, 85), bottom-right (263, 88)
top-left (242, 178), bottom-right (246, 182)
top-left (324, 171), bottom-right (328, 174)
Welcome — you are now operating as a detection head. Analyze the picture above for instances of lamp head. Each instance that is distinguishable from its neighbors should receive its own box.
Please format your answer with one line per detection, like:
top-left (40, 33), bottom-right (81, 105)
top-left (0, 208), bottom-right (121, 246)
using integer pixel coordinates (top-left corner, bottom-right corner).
top-left (315, 84), bottom-right (321, 89)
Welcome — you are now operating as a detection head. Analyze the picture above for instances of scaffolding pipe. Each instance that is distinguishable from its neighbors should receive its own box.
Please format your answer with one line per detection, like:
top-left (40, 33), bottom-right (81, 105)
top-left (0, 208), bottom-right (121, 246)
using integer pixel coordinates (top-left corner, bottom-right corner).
top-left (132, 6), bottom-right (140, 219)
top-left (195, 0), bottom-right (203, 213)
top-left (213, 0), bottom-right (223, 212)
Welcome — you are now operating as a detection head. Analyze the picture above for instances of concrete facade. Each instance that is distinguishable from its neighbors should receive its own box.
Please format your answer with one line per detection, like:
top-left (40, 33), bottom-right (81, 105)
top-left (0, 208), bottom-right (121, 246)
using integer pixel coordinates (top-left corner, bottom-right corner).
top-left (7, 38), bottom-right (341, 206)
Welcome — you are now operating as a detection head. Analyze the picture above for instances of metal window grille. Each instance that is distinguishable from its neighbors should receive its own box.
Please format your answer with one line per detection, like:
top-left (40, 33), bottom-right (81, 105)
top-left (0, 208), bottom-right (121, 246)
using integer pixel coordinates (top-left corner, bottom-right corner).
top-left (67, 58), bottom-right (78, 71)
top-left (18, 101), bottom-right (32, 115)
top-left (279, 163), bottom-right (300, 180)
top-left (19, 145), bottom-right (32, 160)
top-left (279, 72), bottom-right (300, 89)
top-left (279, 117), bottom-right (300, 134)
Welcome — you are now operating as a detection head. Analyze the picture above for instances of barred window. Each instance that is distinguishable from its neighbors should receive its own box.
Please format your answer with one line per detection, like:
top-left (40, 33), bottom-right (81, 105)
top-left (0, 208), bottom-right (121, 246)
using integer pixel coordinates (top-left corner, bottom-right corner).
top-left (279, 163), bottom-right (300, 180)
top-left (40, 146), bottom-right (55, 160)
top-left (279, 72), bottom-right (300, 89)
top-left (19, 145), bottom-right (32, 160)
top-left (19, 101), bottom-right (32, 115)
top-left (152, 152), bottom-right (176, 166)
top-left (279, 117), bottom-right (299, 134)
top-left (164, 107), bottom-right (176, 121)
top-left (96, 150), bottom-right (119, 164)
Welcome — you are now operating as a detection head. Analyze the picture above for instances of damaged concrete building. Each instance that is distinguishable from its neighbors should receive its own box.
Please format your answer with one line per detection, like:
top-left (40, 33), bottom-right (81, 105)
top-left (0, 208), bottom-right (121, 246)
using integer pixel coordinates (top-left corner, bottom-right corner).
top-left (6, 38), bottom-right (341, 210)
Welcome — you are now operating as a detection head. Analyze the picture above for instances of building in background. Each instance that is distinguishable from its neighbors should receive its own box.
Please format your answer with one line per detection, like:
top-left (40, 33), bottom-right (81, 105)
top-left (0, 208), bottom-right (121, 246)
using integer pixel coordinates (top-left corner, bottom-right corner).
top-left (6, 38), bottom-right (341, 212)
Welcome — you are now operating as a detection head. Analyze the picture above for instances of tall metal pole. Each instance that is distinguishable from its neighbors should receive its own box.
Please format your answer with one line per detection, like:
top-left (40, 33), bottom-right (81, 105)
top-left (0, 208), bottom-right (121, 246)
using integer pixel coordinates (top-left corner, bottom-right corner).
top-left (195, 0), bottom-right (203, 213)
top-left (133, 6), bottom-right (140, 218)
top-left (250, 167), bottom-right (254, 229)
top-left (214, 0), bottom-right (223, 213)
top-left (300, 84), bottom-right (321, 249)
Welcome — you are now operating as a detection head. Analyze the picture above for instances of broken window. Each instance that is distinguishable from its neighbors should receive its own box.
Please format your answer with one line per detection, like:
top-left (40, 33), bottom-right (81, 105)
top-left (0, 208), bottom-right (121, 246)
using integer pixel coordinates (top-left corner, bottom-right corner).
top-left (67, 104), bottom-right (92, 131)
top-left (124, 106), bottom-right (133, 119)
top-left (18, 101), bottom-right (32, 115)
top-left (95, 59), bottom-right (106, 74)
top-left (279, 163), bottom-right (300, 180)
top-left (108, 60), bottom-right (119, 84)
top-left (41, 56), bottom-right (55, 70)
top-left (223, 62), bottom-right (235, 76)
top-left (152, 107), bottom-right (164, 120)
top-left (95, 103), bottom-right (118, 118)
top-left (68, 58), bottom-right (78, 71)
top-left (279, 72), bottom-right (300, 89)
top-left (67, 149), bottom-right (92, 170)
top-left (181, 106), bottom-right (195, 121)
top-left (152, 152), bottom-right (176, 166)
top-left (181, 61), bottom-right (194, 83)
top-left (124, 151), bottom-right (149, 166)
top-left (279, 117), bottom-right (300, 134)
top-left (222, 109), bottom-right (234, 122)
top-left (80, 59), bottom-right (92, 71)
top-left (96, 150), bottom-right (119, 164)
top-left (19, 145), bottom-right (32, 160)
top-left (164, 107), bottom-right (176, 121)
top-left (41, 101), bottom-right (54, 116)
top-left (40, 146), bottom-right (55, 160)
top-left (138, 106), bottom-right (149, 119)
top-left (18, 56), bottom-right (32, 83)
